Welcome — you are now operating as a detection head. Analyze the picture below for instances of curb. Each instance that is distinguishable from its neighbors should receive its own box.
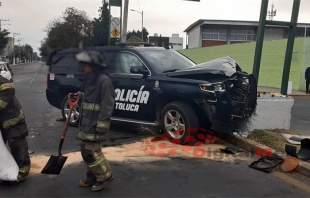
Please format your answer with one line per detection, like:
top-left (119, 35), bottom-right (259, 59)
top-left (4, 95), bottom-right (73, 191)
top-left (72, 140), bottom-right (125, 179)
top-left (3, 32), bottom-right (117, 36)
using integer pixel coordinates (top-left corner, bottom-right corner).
top-left (257, 90), bottom-right (309, 97)
top-left (219, 133), bottom-right (310, 178)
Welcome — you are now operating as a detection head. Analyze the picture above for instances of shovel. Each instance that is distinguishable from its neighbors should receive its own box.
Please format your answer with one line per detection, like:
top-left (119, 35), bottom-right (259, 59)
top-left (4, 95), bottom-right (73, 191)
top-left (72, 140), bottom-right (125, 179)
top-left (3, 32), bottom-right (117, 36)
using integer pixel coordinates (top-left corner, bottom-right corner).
top-left (41, 93), bottom-right (80, 175)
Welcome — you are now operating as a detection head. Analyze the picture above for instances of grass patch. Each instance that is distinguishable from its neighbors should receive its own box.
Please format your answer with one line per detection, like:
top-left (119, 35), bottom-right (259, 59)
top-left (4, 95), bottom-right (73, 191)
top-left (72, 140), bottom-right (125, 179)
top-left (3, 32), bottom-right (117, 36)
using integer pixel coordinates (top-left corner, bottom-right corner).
top-left (248, 129), bottom-right (302, 153)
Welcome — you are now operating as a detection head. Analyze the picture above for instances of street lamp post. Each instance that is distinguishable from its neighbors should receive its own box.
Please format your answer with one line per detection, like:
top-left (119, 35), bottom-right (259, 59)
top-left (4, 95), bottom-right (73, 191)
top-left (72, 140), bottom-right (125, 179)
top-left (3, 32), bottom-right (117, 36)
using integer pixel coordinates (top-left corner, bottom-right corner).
top-left (130, 9), bottom-right (143, 42)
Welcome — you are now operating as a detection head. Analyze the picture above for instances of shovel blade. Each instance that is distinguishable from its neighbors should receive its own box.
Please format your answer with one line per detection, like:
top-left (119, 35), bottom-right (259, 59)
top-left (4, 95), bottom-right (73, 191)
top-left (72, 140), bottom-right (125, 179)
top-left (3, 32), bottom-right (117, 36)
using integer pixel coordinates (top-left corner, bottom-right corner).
top-left (41, 154), bottom-right (68, 175)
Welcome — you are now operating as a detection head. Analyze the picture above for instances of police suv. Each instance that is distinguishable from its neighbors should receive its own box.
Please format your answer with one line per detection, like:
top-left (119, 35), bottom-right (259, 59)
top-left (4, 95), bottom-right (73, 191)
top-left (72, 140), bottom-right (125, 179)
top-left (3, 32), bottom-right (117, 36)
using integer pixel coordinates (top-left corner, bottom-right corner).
top-left (46, 43), bottom-right (257, 144)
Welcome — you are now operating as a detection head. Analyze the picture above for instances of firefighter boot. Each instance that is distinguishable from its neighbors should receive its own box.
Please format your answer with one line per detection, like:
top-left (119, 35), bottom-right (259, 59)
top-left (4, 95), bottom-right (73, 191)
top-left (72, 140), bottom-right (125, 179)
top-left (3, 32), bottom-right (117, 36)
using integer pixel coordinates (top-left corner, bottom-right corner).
top-left (79, 170), bottom-right (96, 187)
top-left (91, 175), bottom-right (114, 191)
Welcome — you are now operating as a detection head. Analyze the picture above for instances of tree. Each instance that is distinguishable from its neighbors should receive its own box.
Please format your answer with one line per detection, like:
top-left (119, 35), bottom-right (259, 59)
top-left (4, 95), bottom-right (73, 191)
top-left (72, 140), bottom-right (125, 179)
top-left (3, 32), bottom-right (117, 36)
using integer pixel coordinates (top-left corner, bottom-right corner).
top-left (141, 28), bottom-right (149, 42)
top-left (45, 7), bottom-right (93, 51)
top-left (158, 34), bottom-right (162, 47)
top-left (126, 30), bottom-right (136, 40)
top-left (93, 0), bottom-right (110, 46)
top-left (14, 45), bottom-right (23, 59)
top-left (24, 44), bottom-right (33, 61)
top-left (127, 36), bottom-right (142, 42)
top-left (0, 29), bottom-right (10, 51)
top-left (39, 38), bottom-right (51, 59)
top-left (126, 28), bottom-right (149, 42)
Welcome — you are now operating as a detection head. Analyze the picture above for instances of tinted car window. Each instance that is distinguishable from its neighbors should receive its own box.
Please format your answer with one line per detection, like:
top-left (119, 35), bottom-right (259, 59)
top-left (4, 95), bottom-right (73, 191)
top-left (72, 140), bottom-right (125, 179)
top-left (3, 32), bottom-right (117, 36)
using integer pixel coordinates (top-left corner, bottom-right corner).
top-left (111, 52), bottom-right (143, 74)
top-left (101, 50), bottom-right (117, 72)
top-left (141, 50), bottom-right (196, 73)
top-left (51, 55), bottom-right (78, 74)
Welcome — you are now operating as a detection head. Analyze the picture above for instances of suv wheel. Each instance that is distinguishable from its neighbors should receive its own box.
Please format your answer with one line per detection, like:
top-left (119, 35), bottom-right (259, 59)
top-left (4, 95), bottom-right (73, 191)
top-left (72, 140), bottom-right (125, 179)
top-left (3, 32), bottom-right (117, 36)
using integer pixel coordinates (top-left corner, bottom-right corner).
top-left (160, 101), bottom-right (199, 145)
top-left (61, 94), bottom-right (80, 127)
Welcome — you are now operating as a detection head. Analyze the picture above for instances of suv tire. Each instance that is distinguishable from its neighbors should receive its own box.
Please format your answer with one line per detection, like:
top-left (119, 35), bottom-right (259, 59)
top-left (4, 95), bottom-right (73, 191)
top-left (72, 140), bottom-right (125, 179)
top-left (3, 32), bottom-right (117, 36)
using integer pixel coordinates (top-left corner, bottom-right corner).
top-left (61, 94), bottom-right (80, 127)
top-left (160, 101), bottom-right (199, 145)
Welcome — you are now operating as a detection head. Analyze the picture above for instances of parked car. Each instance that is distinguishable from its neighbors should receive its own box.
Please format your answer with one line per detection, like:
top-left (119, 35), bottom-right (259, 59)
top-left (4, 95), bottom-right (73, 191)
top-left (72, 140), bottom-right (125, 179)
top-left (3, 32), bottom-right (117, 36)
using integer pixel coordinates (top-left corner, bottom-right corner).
top-left (45, 43), bottom-right (257, 144)
top-left (5, 62), bottom-right (13, 81)
top-left (0, 61), bottom-right (12, 81)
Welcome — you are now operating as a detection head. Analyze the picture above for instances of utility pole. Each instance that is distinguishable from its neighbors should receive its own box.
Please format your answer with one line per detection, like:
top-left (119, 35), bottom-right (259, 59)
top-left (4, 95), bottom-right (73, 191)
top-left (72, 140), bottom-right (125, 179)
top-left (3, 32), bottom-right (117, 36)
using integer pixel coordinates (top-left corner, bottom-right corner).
top-left (0, 19), bottom-right (9, 32)
top-left (122, 0), bottom-right (129, 42)
top-left (12, 33), bottom-right (20, 65)
top-left (108, 1), bottom-right (111, 46)
top-left (17, 38), bottom-right (23, 62)
top-left (142, 11), bottom-right (143, 42)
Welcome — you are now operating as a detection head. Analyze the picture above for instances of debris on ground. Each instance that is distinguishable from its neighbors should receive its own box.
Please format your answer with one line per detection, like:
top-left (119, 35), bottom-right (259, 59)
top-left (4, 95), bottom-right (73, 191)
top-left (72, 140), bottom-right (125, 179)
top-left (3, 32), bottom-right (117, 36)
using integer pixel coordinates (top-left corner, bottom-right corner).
top-left (285, 139), bottom-right (310, 161)
top-left (249, 156), bottom-right (284, 173)
top-left (220, 145), bottom-right (243, 154)
top-left (277, 157), bottom-right (299, 172)
top-left (281, 133), bottom-right (310, 145)
top-left (28, 150), bottom-right (35, 154)
top-left (55, 118), bottom-right (66, 122)
top-left (233, 128), bottom-right (249, 138)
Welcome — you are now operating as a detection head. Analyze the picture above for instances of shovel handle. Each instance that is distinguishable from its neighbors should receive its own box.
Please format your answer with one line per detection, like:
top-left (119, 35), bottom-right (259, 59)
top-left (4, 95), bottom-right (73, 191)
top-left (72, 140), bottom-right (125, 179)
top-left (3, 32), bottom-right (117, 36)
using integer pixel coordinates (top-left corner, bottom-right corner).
top-left (58, 93), bottom-right (80, 155)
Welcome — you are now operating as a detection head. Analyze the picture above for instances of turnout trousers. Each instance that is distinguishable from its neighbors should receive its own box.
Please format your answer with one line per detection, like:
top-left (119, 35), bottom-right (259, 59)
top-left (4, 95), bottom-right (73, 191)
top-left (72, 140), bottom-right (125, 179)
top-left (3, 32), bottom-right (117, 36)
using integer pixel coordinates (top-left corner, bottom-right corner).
top-left (80, 140), bottom-right (112, 182)
top-left (0, 122), bottom-right (31, 174)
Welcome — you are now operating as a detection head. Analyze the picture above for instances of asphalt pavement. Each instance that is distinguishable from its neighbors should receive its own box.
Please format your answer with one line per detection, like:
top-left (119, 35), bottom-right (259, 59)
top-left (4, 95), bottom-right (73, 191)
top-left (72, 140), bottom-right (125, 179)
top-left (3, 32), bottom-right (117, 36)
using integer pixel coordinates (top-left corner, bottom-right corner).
top-left (290, 96), bottom-right (310, 136)
top-left (1, 62), bottom-right (310, 197)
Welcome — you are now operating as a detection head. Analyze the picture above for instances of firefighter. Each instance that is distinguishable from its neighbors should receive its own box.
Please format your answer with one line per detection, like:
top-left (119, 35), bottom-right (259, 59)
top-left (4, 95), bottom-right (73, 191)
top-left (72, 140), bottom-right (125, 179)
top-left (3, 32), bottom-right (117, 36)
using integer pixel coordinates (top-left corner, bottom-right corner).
top-left (0, 75), bottom-right (31, 182)
top-left (75, 50), bottom-right (115, 191)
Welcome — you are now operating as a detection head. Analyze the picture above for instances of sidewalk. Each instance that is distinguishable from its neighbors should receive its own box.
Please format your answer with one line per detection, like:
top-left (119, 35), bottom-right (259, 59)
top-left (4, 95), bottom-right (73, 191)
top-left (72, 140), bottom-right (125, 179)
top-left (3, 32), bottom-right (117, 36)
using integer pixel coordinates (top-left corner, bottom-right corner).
top-left (258, 86), bottom-right (308, 96)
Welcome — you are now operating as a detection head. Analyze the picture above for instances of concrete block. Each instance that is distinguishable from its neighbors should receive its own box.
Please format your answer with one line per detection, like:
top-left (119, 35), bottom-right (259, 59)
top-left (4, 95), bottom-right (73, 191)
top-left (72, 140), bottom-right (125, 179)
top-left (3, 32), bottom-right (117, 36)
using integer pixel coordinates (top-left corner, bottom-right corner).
top-left (287, 81), bottom-right (292, 94)
top-left (238, 95), bottom-right (294, 132)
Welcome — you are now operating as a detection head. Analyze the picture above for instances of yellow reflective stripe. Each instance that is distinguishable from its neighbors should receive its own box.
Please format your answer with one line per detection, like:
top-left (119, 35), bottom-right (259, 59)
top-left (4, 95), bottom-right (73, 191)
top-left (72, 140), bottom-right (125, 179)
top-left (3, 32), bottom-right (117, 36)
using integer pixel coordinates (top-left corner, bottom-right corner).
top-left (0, 83), bottom-right (14, 91)
top-left (2, 110), bottom-right (25, 129)
top-left (19, 166), bottom-right (30, 174)
top-left (78, 132), bottom-right (96, 141)
top-left (82, 102), bottom-right (101, 111)
top-left (97, 121), bottom-right (110, 129)
top-left (78, 131), bottom-right (108, 142)
top-left (87, 152), bottom-right (107, 169)
top-left (0, 100), bottom-right (8, 109)
top-left (87, 152), bottom-right (112, 179)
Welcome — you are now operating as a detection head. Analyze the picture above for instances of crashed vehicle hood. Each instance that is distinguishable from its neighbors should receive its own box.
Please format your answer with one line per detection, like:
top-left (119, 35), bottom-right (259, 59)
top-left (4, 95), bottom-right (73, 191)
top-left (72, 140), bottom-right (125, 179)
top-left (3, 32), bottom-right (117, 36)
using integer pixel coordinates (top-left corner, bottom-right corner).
top-left (165, 56), bottom-right (243, 77)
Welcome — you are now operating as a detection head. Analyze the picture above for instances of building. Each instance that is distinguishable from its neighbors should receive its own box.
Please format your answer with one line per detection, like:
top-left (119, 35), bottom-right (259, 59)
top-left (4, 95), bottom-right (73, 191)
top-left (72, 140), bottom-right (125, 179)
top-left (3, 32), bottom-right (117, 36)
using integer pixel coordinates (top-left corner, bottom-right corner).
top-left (149, 33), bottom-right (184, 50)
top-left (149, 34), bottom-right (169, 47)
top-left (184, 20), bottom-right (310, 49)
top-left (169, 34), bottom-right (183, 50)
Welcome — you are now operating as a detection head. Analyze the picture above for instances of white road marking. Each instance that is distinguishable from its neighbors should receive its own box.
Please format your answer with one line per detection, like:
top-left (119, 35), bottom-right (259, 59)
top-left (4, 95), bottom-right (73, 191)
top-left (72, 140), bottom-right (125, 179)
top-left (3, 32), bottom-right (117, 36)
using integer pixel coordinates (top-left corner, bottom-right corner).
top-left (30, 73), bottom-right (38, 84)
top-left (14, 77), bottom-right (33, 83)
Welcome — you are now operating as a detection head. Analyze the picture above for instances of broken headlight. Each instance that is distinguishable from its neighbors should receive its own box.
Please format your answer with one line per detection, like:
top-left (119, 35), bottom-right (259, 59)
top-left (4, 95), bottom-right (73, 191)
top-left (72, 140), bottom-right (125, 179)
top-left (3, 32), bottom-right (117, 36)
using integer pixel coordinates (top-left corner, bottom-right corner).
top-left (199, 83), bottom-right (225, 93)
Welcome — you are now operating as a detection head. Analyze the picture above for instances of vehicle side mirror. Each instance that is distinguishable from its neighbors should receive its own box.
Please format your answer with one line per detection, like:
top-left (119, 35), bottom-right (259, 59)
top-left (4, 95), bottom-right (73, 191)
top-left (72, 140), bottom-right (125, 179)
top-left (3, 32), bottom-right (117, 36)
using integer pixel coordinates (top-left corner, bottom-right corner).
top-left (130, 66), bottom-right (149, 76)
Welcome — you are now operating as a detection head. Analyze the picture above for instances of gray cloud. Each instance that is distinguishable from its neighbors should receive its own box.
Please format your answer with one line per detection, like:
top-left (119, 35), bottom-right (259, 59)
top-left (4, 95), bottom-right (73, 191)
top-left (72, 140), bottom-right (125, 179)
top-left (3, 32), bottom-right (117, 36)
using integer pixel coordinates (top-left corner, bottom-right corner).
top-left (0, 0), bottom-right (309, 53)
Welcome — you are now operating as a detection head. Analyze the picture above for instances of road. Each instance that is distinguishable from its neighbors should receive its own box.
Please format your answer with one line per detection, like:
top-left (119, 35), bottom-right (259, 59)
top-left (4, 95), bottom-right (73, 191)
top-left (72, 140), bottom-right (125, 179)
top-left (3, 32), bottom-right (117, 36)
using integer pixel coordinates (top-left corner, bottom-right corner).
top-left (1, 62), bottom-right (310, 197)
top-left (290, 96), bottom-right (310, 136)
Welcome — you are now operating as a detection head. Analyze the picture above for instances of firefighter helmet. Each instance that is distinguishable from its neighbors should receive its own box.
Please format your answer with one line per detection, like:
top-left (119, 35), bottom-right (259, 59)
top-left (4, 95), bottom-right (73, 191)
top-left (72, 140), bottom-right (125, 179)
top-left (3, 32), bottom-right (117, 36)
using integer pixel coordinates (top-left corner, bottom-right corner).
top-left (75, 50), bottom-right (107, 67)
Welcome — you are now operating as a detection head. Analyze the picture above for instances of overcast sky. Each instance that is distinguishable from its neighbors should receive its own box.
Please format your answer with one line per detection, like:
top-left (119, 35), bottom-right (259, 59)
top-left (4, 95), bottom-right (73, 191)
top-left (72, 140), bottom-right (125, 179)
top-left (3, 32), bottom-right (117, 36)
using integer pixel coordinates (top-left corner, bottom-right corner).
top-left (0, 0), bottom-right (309, 54)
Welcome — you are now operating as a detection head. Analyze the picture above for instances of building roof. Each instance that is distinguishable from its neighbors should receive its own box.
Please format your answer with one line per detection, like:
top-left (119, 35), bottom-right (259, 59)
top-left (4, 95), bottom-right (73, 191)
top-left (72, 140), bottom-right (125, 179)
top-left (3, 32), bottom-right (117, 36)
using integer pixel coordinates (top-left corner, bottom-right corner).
top-left (184, 19), bottom-right (310, 33)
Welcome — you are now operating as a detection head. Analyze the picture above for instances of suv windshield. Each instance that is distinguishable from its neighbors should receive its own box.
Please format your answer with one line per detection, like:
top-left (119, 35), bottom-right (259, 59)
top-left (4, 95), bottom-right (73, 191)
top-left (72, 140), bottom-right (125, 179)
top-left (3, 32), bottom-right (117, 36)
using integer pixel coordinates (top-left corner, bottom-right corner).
top-left (141, 50), bottom-right (196, 73)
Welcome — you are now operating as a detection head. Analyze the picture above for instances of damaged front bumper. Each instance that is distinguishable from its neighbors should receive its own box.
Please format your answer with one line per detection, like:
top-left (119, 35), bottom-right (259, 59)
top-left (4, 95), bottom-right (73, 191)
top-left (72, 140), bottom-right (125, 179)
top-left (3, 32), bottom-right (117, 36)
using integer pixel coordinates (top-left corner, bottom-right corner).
top-left (197, 73), bottom-right (257, 133)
